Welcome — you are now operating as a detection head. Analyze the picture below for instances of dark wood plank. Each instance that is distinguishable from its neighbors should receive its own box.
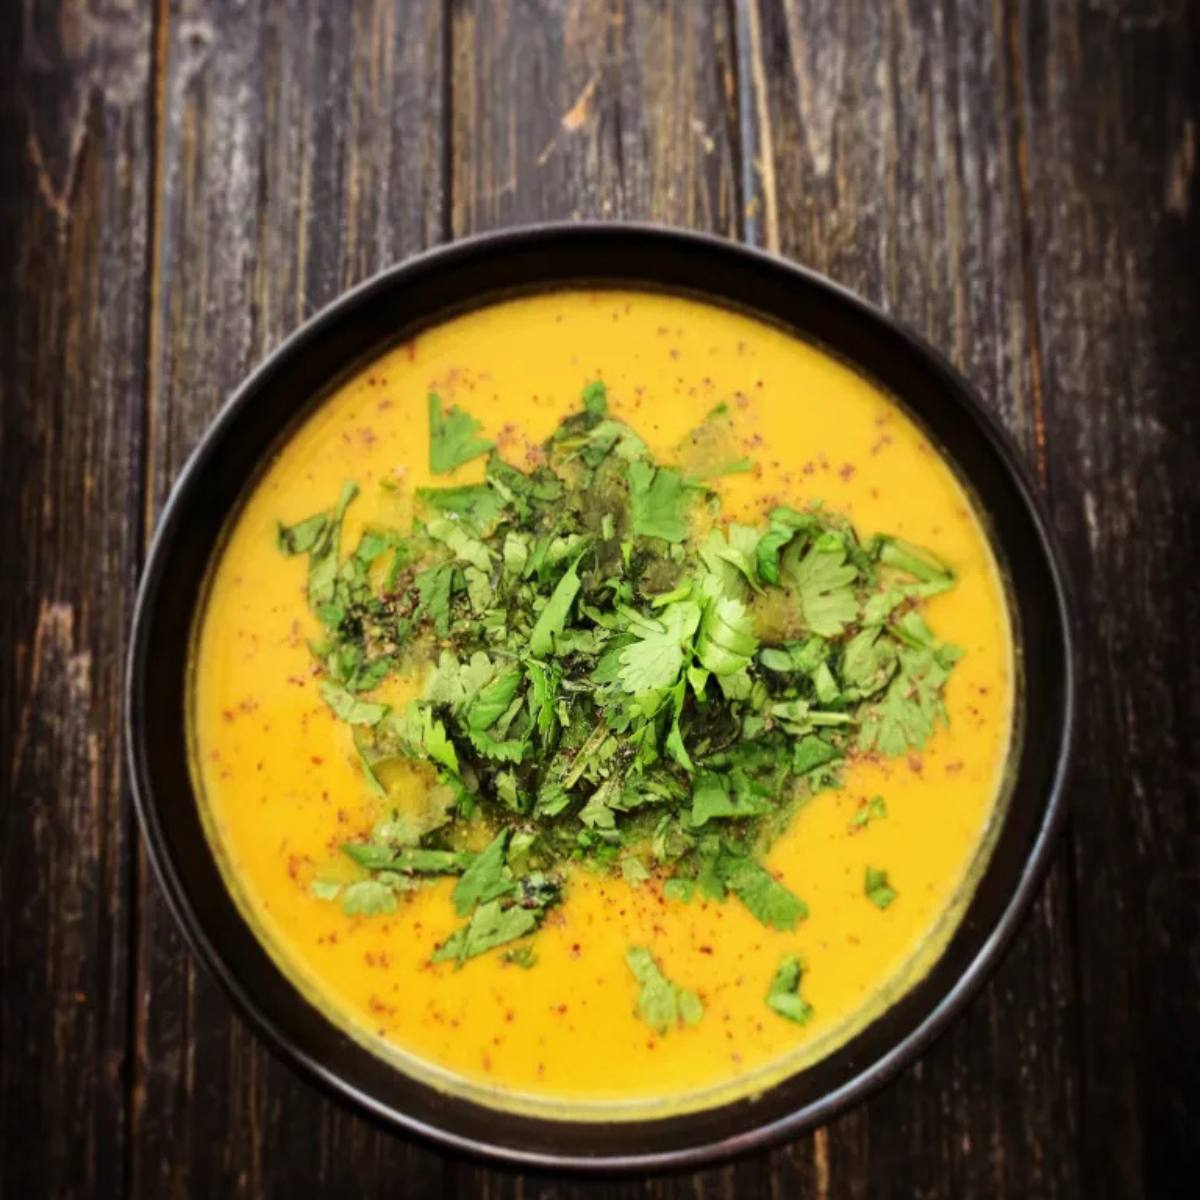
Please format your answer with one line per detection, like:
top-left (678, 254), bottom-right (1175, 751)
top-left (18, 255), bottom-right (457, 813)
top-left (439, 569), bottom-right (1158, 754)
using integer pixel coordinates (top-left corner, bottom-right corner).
top-left (1018, 2), bottom-right (1200, 1196)
top-left (0, 3), bottom-right (154, 1197)
top-left (450, 0), bottom-right (740, 234)
top-left (132, 3), bottom-right (448, 1197)
top-left (743, 1), bottom-right (1083, 1196)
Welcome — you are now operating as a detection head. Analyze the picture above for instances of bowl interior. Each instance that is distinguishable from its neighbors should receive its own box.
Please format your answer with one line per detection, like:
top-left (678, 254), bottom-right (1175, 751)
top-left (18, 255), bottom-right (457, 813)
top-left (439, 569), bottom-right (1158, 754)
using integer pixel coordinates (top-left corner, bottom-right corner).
top-left (126, 225), bottom-right (1073, 1170)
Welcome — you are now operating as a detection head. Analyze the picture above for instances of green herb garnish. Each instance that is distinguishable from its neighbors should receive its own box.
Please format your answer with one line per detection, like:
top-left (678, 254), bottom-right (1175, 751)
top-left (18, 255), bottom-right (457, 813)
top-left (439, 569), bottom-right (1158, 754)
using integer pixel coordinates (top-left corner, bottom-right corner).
top-left (766, 954), bottom-right (813, 1023)
top-left (850, 795), bottom-right (888, 829)
top-left (865, 866), bottom-right (898, 909)
top-left (428, 393), bottom-right (494, 473)
top-left (626, 947), bottom-right (703, 1033)
top-left (283, 381), bottom-right (960, 964)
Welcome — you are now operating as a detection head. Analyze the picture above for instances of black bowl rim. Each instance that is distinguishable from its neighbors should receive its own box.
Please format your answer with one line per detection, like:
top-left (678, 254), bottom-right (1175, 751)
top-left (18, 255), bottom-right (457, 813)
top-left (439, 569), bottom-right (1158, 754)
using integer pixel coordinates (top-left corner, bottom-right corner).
top-left (125, 220), bottom-right (1076, 1171)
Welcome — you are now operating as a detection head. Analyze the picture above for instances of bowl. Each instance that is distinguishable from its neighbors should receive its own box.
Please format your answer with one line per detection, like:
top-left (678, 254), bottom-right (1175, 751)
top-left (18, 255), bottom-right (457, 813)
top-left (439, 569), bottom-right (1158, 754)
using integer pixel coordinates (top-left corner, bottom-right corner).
top-left (126, 223), bottom-right (1075, 1170)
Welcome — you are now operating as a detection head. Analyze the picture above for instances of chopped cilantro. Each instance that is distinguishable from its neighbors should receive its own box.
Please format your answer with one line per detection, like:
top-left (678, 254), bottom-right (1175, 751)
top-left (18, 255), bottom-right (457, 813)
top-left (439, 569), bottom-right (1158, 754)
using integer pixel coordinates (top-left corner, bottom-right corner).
top-left (663, 878), bottom-right (695, 904)
top-left (766, 954), bottom-right (813, 1023)
top-left (628, 461), bottom-right (695, 542)
top-left (432, 898), bottom-right (538, 965)
top-left (452, 830), bottom-right (513, 915)
top-left (865, 866), bottom-right (897, 909)
top-left (721, 857), bottom-right (807, 930)
top-left (528, 554), bottom-right (584, 657)
top-left (582, 379), bottom-right (608, 415)
top-left (850, 795), bottom-right (888, 829)
top-left (788, 538), bottom-right (859, 637)
top-left (341, 879), bottom-right (398, 917)
top-left (278, 379), bottom-right (961, 969)
top-left (626, 947), bottom-right (703, 1034)
top-left (428, 393), bottom-right (494, 474)
top-left (319, 683), bottom-right (389, 726)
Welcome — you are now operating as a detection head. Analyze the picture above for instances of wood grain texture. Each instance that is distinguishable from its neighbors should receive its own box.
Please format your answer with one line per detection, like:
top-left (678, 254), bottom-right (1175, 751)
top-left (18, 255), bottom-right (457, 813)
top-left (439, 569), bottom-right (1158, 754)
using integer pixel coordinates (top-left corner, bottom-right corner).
top-left (0, 2), bottom-right (153, 1197)
top-left (132, 3), bottom-right (448, 1198)
top-left (450, 0), bottom-right (740, 234)
top-left (1018, 2), bottom-right (1200, 1195)
top-left (0, 0), bottom-right (1196, 1196)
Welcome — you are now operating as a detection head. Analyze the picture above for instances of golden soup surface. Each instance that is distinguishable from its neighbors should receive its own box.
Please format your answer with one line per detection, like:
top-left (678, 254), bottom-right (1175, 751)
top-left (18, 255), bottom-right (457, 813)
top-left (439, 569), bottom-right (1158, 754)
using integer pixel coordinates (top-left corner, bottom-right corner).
top-left (192, 290), bottom-right (1013, 1117)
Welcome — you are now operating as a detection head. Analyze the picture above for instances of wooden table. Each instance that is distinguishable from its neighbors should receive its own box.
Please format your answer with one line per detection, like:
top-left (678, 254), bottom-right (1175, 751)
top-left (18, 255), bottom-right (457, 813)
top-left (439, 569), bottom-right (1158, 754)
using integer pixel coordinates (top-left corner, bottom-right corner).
top-left (2, 2), bottom-right (1196, 1196)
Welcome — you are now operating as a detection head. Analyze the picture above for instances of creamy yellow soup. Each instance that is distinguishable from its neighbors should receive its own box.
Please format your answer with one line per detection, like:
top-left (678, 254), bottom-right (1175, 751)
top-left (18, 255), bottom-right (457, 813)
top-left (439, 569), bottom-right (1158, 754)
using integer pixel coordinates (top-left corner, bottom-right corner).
top-left (191, 290), bottom-right (1013, 1118)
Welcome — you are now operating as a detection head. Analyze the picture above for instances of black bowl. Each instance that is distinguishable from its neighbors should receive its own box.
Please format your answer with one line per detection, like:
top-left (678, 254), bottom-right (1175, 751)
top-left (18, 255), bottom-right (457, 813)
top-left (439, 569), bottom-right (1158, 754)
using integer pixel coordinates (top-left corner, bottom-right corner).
top-left (126, 223), bottom-right (1075, 1170)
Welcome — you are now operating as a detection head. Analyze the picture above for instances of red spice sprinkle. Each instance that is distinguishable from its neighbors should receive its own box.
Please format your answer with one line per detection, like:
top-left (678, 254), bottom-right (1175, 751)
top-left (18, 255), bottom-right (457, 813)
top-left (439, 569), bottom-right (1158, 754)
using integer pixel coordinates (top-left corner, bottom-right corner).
top-left (310, 755), bottom-right (323, 766)
top-left (698, 945), bottom-right (714, 955)
top-left (839, 462), bottom-right (857, 481)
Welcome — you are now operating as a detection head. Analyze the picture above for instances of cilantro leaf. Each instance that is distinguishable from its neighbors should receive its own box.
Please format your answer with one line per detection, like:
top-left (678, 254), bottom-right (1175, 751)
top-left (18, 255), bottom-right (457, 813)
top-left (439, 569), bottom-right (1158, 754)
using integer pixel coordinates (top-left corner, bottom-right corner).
top-left (617, 600), bottom-right (701, 696)
top-left (428, 393), bottom-right (493, 473)
top-left (415, 563), bottom-right (455, 636)
top-left (417, 484), bottom-right (508, 534)
top-left (850, 795), bottom-right (888, 829)
top-left (689, 772), bottom-right (771, 826)
top-left (342, 879), bottom-right (398, 917)
top-left (303, 481), bottom-right (358, 615)
top-left (582, 379), bottom-right (608, 416)
top-left (721, 856), bottom-right (807, 930)
top-left (319, 682), bottom-right (389, 726)
top-left (788, 538), bottom-right (859, 637)
top-left (452, 830), bottom-right (513, 915)
top-left (663, 878), bottom-right (695, 903)
top-left (529, 555), bottom-right (584, 657)
top-left (309, 878), bottom-right (342, 901)
top-left (425, 516), bottom-right (493, 572)
top-left (626, 947), bottom-right (703, 1034)
top-left (466, 666), bottom-right (523, 733)
top-left (766, 954), bottom-right (813, 1023)
top-left (696, 596), bottom-right (758, 676)
top-left (628, 461), bottom-right (695, 542)
top-left (342, 843), bottom-right (467, 874)
top-left (865, 866), bottom-right (897, 909)
top-left (431, 898), bottom-right (539, 965)
top-left (277, 513), bottom-right (327, 556)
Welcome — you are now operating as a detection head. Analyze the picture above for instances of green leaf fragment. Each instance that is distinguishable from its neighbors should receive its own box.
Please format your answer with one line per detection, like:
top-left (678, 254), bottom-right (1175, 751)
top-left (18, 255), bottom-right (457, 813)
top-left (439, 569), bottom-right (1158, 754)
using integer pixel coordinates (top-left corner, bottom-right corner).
top-left (865, 866), bottom-right (897, 909)
top-left (626, 947), bottom-right (704, 1034)
top-left (766, 954), bottom-right (813, 1024)
top-left (428, 393), bottom-right (494, 474)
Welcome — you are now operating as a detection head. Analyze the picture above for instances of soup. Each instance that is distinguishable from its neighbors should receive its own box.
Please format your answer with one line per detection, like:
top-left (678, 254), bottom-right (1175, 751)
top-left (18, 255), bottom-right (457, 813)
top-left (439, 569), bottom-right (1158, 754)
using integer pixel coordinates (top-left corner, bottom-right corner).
top-left (191, 291), bottom-right (1013, 1117)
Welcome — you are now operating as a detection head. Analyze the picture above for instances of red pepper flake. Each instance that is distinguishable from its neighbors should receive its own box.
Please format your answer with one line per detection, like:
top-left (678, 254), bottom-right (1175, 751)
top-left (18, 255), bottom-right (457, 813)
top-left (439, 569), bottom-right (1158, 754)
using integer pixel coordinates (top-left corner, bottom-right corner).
top-left (698, 945), bottom-right (714, 955)
top-left (908, 755), bottom-right (924, 774)
top-left (839, 462), bottom-right (857, 481)
top-left (310, 755), bottom-right (323, 766)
